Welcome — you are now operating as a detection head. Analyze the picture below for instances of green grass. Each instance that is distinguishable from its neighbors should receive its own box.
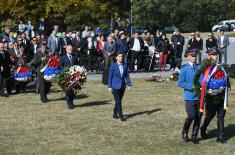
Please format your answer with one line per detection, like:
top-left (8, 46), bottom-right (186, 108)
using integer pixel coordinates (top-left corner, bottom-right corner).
top-left (0, 79), bottom-right (235, 155)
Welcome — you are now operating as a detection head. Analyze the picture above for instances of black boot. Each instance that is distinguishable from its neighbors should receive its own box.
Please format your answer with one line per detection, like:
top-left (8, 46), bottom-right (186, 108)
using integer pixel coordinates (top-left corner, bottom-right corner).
top-left (182, 118), bottom-right (193, 142)
top-left (200, 117), bottom-right (211, 139)
top-left (113, 111), bottom-right (118, 119)
top-left (216, 120), bottom-right (226, 143)
top-left (192, 126), bottom-right (200, 144)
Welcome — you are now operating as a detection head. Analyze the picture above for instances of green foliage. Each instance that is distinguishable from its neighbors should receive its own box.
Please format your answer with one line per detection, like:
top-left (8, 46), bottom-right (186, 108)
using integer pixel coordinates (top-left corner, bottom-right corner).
top-left (0, 0), bottom-right (235, 32)
top-left (0, 0), bottom-right (130, 31)
top-left (132, 0), bottom-right (235, 31)
top-left (193, 58), bottom-right (213, 94)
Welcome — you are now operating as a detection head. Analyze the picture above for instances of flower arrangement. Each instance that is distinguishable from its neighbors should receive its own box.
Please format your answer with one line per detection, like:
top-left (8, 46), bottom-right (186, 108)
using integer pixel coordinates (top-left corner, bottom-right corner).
top-left (57, 65), bottom-right (87, 94)
top-left (169, 71), bottom-right (179, 81)
top-left (41, 55), bottom-right (61, 81)
top-left (13, 65), bottom-right (32, 82)
top-left (146, 73), bottom-right (164, 82)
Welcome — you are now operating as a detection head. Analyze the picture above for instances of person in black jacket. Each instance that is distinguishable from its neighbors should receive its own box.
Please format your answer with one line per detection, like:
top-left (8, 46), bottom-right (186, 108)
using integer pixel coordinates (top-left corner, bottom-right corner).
top-left (195, 31), bottom-right (203, 64)
top-left (30, 43), bottom-right (51, 103)
top-left (72, 31), bottom-right (84, 65)
top-left (171, 29), bottom-right (185, 70)
top-left (157, 34), bottom-right (170, 71)
top-left (0, 44), bottom-right (4, 96)
top-left (26, 37), bottom-right (39, 63)
top-left (206, 33), bottom-right (217, 51)
top-left (0, 42), bottom-right (12, 96)
top-left (83, 33), bottom-right (97, 72)
top-left (61, 32), bottom-right (73, 56)
top-left (59, 45), bottom-right (79, 109)
top-left (129, 32), bottom-right (145, 72)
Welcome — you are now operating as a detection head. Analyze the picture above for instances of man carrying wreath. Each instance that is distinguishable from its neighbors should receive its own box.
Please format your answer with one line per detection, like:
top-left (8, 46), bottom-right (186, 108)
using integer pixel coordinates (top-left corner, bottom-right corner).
top-left (194, 48), bottom-right (230, 143)
top-left (59, 45), bottom-right (79, 109)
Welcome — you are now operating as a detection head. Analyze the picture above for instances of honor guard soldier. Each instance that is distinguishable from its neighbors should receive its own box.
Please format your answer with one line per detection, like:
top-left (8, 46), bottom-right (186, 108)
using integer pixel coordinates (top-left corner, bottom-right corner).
top-left (178, 48), bottom-right (201, 144)
top-left (194, 48), bottom-right (230, 143)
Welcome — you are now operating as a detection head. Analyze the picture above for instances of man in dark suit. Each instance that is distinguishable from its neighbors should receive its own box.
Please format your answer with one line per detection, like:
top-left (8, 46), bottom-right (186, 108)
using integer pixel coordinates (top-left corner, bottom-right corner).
top-left (171, 29), bottom-right (185, 70)
top-left (0, 42), bottom-right (12, 96)
top-left (108, 52), bottom-right (132, 121)
top-left (27, 37), bottom-right (39, 63)
top-left (9, 42), bottom-right (20, 67)
top-left (129, 32), bottom-right (145, 72)
top-left (0, 44), bottom-right (4, 96)
top-left (6, 31), bottom-right (15, 43)
top-left (61, 32), bottom-right (72, 56)
top-left (60, 45), bottom-right (79, 109)
top-left (72, 31), bottom-right (84, 64)
top-left (30, 43), bottom-right (51, 103)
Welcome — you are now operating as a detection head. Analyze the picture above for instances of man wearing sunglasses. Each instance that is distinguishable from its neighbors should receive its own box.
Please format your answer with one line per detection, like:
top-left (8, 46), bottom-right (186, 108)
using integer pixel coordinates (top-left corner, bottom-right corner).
top-left (178, 48), bottom-right (201, 144)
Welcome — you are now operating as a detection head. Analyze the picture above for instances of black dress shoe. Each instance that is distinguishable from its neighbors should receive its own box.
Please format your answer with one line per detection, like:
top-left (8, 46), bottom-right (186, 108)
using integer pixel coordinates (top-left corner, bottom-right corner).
top-left (113, 115), bottom-right (119, 119)
top-left (120, 117), bottom-right (126, 122)
top-left (113, 113), bottom-right (119, 119)
top-left (182, 131), bottom-right (189, 142)
top-left (216, 134), bottom-right (226, 144)
top-left (200, 129), bottom-right (207, 139)
top-left (41, 100), bottom-right (48, 103)
top-left (192, 136), bottom-right (199, 144)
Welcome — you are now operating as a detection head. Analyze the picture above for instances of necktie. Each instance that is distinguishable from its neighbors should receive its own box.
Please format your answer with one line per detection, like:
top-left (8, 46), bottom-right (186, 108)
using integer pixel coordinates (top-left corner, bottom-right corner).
top-left (69, 55), bottom-right (72, 64)
top-left (193, 64), bottom-right (196, 71)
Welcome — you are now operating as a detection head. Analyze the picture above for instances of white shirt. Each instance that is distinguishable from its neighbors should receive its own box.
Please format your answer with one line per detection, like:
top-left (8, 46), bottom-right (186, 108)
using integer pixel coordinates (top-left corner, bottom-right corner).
top-left (221, 35), bottom-right (224, 45)
top-left (14, 48), bottom-right (19, 57)
top-left (117, 62), bottom-right (123, 77)
top-left (82, 30), bottom-right (88, 38)
top-left (188, 61), bottom-right (195, 70)
top-left (87, 38), bottom-right (92, 49)
top-left (34, 44), bottom-right (37, 54)
top-left (131, 38), bottom-right (141, 52)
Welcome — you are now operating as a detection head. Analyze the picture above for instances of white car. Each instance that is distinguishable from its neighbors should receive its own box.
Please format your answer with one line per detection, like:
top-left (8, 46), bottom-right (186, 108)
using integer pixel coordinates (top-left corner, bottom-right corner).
top-left (212, 20), bottom-right (235, 32)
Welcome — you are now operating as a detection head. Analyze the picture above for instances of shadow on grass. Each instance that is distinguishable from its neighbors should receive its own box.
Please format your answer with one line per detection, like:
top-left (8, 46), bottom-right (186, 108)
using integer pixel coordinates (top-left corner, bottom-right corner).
top-left (49, 94), bottom-right (89, 102)
top-left (124, 108), bottom-right (162, 120)
top-left (198, 124), bottom-right (235, 141)
top-left (76, 100), bottom-right (112, 107)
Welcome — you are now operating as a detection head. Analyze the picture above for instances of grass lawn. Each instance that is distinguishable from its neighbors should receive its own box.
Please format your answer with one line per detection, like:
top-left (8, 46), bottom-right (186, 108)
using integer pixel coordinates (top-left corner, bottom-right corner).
top-left (0, 79), bottom-right (235, 155)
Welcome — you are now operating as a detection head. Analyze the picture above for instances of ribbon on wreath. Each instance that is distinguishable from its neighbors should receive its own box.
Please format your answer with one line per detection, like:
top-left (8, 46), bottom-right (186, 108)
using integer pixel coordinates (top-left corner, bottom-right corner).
top-left (199, 65), bottom-right (228, 112)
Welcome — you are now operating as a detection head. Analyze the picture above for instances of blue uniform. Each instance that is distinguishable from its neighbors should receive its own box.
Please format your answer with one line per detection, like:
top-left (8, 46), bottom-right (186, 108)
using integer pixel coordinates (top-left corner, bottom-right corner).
top-left (178, 62), bottom-right (201, 143)
top-left (178, 63), bottom-right (199, 100)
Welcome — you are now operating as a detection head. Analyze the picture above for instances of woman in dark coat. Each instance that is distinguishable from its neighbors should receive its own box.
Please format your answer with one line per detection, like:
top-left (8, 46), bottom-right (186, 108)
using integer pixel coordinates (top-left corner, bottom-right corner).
top-left (157, 34), bottom-right (170, 71)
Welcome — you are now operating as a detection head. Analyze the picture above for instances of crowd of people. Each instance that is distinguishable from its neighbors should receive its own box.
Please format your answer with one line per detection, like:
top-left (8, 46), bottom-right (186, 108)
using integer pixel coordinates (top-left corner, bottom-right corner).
top-left (0, 18), bottom-right (230, 97)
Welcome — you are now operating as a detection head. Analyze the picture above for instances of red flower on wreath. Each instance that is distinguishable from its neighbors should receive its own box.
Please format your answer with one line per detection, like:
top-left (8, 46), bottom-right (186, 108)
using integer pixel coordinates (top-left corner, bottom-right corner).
top-left (17, 66), bottom-right (29, 73)
top-left (211, 70), bottom-right (225, 79)
top-left (48, 55), bottom-right (59, 68)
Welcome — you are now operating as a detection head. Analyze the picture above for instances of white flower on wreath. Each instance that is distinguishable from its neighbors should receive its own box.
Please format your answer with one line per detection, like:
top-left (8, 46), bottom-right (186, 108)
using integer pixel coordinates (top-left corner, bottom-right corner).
top-left (69, 65), bottom-right (87, 76)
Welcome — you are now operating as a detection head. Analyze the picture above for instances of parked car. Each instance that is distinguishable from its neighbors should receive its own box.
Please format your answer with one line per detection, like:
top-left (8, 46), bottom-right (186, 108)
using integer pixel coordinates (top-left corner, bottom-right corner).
top-left (212, 20), bottom-right (235, 32)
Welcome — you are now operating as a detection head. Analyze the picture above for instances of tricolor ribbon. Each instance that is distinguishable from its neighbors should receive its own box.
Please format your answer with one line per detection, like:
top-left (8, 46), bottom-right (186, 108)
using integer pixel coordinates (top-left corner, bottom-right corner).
top-left (199, 65), bottom-right (228, 112)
